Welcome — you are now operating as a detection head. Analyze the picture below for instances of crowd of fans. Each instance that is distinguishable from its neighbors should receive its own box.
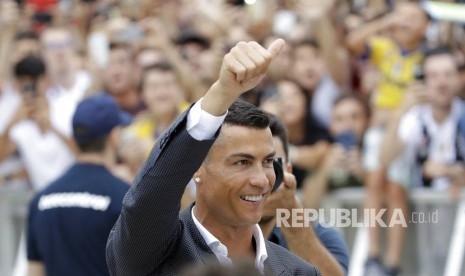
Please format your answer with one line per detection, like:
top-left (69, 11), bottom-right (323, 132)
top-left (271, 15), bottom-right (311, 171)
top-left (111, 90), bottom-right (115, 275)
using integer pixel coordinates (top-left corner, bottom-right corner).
top-left (1, 0), bottom-right (465, 275)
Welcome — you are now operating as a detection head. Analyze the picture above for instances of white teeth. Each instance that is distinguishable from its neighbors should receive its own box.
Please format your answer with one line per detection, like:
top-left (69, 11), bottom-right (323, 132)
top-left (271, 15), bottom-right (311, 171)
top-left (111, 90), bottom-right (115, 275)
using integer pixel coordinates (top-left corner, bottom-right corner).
top-left (241, 195), bottom-right (263, 202)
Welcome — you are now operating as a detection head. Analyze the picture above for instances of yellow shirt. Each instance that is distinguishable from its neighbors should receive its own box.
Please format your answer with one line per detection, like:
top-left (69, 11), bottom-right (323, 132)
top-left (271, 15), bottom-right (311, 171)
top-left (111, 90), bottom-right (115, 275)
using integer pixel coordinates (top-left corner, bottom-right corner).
top-left (368, 37), bottom-right (424, 109)
top-left (128, 102), bottom-right (190, 141)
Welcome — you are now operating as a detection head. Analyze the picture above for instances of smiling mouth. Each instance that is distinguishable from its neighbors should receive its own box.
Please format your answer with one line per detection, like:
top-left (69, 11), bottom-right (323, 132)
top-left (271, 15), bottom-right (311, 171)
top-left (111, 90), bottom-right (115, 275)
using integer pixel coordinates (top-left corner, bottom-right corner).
top-left (240, 194), bottom-right (266, 203)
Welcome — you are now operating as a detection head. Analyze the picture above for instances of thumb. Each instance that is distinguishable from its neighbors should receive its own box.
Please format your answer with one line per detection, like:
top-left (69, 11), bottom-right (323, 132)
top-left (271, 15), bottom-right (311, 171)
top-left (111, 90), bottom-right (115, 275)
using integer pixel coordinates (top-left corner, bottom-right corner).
top-left (267, 38), bottom-right (285, 59)
top-left (282, 172), bottom-right (297, 190)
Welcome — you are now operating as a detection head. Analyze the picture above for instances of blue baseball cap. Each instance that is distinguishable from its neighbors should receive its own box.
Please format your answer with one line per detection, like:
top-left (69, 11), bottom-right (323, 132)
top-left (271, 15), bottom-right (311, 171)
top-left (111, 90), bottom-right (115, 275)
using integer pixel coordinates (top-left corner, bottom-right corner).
top-left (72, 94), bottom-right (132, 142)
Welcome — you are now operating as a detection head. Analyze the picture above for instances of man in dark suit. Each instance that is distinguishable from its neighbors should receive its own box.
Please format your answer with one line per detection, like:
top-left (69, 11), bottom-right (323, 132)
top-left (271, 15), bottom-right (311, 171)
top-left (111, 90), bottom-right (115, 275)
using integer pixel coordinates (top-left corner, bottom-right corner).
top-left (106, 39), bottom-right (321, 275)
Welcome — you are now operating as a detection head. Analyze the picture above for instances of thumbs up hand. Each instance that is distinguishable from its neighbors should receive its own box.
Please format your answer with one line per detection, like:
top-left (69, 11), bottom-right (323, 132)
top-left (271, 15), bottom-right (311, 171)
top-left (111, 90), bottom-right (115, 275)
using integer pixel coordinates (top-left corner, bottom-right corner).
top-left (202, 39), bottom-right (285, 116)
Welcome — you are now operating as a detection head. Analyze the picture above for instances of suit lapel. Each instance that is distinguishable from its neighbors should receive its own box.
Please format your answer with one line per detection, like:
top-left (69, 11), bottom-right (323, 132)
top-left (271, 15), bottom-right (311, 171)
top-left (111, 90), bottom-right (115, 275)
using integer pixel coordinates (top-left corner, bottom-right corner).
top-left (264, 242), bottom-right (286, 275)
top-left (180, 205), bottom-right (289, 275)
top-left (180, 205), bottom-right (220, 265)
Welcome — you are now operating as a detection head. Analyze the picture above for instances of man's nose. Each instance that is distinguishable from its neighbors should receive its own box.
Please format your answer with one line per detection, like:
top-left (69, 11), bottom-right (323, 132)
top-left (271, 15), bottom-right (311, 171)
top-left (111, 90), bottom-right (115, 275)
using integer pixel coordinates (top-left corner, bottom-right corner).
top-left (249, 165), bottom-right (273, 189)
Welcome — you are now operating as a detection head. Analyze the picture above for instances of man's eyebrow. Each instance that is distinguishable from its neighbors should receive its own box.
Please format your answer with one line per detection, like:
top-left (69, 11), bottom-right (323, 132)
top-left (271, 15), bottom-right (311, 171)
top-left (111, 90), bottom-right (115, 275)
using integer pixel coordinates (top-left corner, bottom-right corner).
top-left (264, 152), bottom-right (276, 159)
top-left (228, 153), bottom-right (256, 160)
top-left (228, 152), bottom-right (276, 160)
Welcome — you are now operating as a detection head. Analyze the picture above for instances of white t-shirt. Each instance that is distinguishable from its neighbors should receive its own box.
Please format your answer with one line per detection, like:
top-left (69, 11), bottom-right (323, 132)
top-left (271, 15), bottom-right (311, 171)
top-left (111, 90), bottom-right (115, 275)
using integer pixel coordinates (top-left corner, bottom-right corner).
top-left (0, 83), bottom-right (21, 135)
top-left (397, 98), bottom-right (464, 190)
top-left (311, 74), bottom-right (341, 128)
top-left (0, 83), bottom-right (24, 186)
top-left (47, 71), bottom-right (92, 136)
top-left (9, 120), bottom-right (74, 190)
top-left (4, 71), bottom-right (91, 190)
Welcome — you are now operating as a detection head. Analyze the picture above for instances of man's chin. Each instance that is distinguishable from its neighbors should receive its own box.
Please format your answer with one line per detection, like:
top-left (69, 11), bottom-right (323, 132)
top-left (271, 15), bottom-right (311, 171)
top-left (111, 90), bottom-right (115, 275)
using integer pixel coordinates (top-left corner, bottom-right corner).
top-left (259, 215), bottom-right (275, 224)
top-left (244, 213), bottom-right (265, 226)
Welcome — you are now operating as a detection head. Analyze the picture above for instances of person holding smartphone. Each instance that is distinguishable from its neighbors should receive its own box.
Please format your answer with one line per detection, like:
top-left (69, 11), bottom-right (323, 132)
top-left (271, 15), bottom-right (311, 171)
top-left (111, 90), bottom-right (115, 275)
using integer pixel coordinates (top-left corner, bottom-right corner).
top-left (260, 114), bottom-right (349, 276)
top-left (301, 94), bottom-right (369, 210)
top-left (0, 55), bottom-right (77, 190)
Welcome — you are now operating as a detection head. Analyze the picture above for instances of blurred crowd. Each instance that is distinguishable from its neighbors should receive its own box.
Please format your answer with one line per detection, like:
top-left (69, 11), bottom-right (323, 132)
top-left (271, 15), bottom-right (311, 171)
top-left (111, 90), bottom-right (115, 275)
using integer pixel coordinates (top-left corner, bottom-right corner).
top-left (1, 0), bottom-right (465, 274)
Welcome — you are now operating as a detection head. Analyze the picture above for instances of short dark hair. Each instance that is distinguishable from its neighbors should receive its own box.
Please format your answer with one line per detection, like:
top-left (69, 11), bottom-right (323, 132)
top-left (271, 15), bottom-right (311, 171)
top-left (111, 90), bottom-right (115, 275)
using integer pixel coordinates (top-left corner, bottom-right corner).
top-left (268, 113), bottom-right (289, 161)
top-left (424, 46), bottom-right (454, 60)
top-left (143, 61), bottom-right (174, 74)
top-left (13, 54), bottom-right (46, 80)
top-left (293, 39), bottom-right (319, 50)
top-left (14, 31), bottom-right (39, 42)
top-left (175, 29), bottom-right (210, 49)
top-left (140, 61), bottom-right (175, 91)
top-left (224, 100), bottom-right (270, 129)
top-left (422, 46), bottom-right (458, 73)
top-left (109, 42), bottom-right (133, 59)
top-left (291, 39), bottom-right (320, 59)
top-left (109, 42), bottom-right (132, 51)
top-left (75, 135), bottom-right (108, 153)
top-left (333, 93), bottom-right (371, 119)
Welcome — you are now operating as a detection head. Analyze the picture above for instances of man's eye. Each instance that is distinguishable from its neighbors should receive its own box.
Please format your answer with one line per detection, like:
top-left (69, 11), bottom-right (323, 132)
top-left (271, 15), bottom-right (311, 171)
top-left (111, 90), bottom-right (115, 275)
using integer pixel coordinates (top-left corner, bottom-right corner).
top-left (263, 158), bottom-right (274, 167)
top-left (235, 160), bottom-right (250, 166)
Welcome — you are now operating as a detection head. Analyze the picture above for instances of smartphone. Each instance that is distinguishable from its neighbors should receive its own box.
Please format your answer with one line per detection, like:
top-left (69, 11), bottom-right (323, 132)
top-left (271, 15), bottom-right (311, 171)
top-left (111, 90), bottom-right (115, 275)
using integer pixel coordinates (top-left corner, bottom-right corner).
top-left (334, 131), bottom-right (357, 150)
top-left (414, 66), bottom-right (425, 82)
top-left (272, 157), bottom-right (284, 192)
top-left (34, 12), bottom-right (52, 24)
top-left (22, 82), bottom-right (37, 97)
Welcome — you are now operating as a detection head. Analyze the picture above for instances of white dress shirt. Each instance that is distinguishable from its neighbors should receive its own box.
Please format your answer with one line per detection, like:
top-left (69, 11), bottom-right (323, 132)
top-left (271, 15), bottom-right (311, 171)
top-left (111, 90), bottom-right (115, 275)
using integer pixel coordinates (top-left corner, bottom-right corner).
top-left (191, 207), bottom-right (268, 273)
top-left (186, 98), bottom-right (227, 140)
top-left (186, 99), bottom-right (269, 273)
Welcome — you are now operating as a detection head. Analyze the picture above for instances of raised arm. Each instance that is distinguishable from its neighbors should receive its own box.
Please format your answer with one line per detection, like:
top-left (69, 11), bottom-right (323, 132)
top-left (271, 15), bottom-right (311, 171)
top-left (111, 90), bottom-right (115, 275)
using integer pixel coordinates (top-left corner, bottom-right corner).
top-left (0, 0), bottom-right (19, 81)
top-left (106, 39), bottom-right (284, 275)
top-left (379, 84), bottom-right (429, 167)
top-left (300, 0), bottom-right (349, 86)
top-left (261, 171), bottom-right (345, 276)
top-left (142, 19), bottom-right (208, 102)
top-left (0, 99), bottom-right (30, 162)
top-left (345, 12), bottom-right (396, 57)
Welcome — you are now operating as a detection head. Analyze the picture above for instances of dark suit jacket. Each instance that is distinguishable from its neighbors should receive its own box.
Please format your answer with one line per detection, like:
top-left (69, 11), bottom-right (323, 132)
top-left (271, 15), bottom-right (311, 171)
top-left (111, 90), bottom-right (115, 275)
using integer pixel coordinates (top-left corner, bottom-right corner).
top-left (106, 108), bottom-right (321, 276)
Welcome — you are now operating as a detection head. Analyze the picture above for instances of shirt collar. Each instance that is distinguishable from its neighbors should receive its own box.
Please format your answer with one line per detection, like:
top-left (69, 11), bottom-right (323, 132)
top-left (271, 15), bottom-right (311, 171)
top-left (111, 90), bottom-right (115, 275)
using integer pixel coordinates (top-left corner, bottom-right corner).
top-left (191, 206), bottom-right (268, 272)
top-left (423, 97), bottom-right (463, 128)
top-left (252, 219), bottom-right (268, 273)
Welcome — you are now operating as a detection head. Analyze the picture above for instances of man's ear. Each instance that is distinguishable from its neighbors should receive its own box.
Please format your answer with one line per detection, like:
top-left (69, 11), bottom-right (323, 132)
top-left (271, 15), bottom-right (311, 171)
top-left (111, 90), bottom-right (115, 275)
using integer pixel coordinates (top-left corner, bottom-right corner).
top-left (108, 128), bottom-right (120, 149)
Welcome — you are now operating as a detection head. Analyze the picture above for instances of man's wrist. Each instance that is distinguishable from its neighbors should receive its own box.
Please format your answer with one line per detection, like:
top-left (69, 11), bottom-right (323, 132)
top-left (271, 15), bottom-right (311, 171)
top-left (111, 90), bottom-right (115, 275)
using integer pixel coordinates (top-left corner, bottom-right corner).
top-left (283, 196), bottom-right (303, 211)
top-left (201, 81), bottom-right (236, 116)
top-left (290, 196), bottom-right (303, 209)
top-left (187, 98), bottom-right (228, 141)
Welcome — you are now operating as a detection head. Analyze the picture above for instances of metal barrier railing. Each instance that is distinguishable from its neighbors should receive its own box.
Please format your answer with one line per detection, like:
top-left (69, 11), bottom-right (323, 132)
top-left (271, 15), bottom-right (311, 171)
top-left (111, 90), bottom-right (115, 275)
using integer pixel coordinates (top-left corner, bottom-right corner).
top-left (0, 186), bottom-right (33, 276)
top-left (321, 187), bottom-right (465, 276)
top-left (1, 186), bottom-right (464, 276)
